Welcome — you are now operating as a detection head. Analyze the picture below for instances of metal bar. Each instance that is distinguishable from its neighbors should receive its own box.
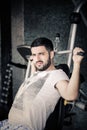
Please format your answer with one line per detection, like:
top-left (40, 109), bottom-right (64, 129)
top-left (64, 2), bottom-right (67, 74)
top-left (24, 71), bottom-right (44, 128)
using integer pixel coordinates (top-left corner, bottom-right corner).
top-left (67, 1), bottom-right (86, 68)
top-left (67, 24), bottom-right (77, 68)
top-left (56, 50), bottom-right (72, 54)
top-left (25, 60), bottom-right (31, 80)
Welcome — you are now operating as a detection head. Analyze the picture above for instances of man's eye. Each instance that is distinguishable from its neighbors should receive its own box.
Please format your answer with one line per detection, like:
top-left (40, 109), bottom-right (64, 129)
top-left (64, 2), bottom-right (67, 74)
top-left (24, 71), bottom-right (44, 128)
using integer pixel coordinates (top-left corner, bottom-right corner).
top-left (32, 54), bottom-right (36, 56)
top-left (40, 53), bottom-right (44, 55)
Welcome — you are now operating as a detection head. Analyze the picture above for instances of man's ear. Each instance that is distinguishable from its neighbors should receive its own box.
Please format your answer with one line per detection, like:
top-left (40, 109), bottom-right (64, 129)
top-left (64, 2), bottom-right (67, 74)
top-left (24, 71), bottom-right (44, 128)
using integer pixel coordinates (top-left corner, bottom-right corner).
top-left (50, 51), bottom-right (55, 59)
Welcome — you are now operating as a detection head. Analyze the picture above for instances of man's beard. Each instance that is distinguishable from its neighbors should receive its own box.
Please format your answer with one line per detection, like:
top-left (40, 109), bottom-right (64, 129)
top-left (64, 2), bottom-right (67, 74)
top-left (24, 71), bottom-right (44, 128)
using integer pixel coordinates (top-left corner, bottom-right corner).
top-left (35, 57), bottom-right (51, 71)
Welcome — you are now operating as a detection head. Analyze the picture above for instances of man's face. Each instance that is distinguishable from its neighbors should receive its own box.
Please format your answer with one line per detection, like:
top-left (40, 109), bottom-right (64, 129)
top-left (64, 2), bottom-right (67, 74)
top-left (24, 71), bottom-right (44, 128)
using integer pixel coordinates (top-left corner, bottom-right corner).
top-left (31, 46), bottom-right (52, 71)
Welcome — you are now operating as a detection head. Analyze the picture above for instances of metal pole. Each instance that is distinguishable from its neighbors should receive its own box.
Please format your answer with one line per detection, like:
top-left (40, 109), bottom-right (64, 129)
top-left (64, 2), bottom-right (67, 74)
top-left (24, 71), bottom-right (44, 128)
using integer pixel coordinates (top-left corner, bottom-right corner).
top-left (25, 60), bottom-right (31, 80)
top-left (67, 1), bottom-right (86, 68)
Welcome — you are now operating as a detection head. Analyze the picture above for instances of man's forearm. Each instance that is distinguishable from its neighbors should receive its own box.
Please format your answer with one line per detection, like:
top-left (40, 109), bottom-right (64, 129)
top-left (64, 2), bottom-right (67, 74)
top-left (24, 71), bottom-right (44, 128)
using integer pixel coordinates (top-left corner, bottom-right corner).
top-left (67, 63), bottom-right (80, 100)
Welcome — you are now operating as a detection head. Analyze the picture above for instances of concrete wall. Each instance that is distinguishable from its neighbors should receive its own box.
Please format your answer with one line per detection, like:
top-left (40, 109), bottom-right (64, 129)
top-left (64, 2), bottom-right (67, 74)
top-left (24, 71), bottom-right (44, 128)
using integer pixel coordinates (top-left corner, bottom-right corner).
top-left (11, 0), bottom-right (25, 97)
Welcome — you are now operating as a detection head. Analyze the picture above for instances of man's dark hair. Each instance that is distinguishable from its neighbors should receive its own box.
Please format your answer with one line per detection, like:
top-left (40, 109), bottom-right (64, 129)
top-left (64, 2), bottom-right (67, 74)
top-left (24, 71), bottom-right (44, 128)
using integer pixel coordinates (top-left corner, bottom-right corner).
top-left (31, 37), bottom-right (54, 51)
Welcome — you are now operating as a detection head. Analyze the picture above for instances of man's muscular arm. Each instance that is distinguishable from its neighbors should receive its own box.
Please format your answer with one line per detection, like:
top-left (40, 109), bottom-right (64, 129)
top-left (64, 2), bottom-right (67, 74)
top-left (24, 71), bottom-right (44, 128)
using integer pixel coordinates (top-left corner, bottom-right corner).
top-left (56, 47), bottom-right (84, 101)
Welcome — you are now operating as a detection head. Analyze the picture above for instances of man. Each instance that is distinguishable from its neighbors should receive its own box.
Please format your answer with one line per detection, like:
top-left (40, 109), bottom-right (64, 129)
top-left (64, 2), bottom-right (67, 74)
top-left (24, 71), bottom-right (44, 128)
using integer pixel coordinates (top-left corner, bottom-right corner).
top-left (0, 37), bottom-right (84, 130)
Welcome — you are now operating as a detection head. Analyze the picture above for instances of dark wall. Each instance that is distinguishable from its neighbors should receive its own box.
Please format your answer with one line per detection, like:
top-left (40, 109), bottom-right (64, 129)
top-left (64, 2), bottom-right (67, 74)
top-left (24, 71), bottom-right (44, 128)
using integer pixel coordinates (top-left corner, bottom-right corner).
top-left (24, 0), bottom-right (73, 49)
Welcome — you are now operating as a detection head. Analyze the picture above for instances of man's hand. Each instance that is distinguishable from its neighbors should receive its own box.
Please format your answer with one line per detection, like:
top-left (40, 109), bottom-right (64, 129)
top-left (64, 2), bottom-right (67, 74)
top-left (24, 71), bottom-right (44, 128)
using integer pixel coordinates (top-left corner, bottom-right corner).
top-left (72, 47), bottom-right (85, 64)
top-left (29, 55), bottom-right (36, 75)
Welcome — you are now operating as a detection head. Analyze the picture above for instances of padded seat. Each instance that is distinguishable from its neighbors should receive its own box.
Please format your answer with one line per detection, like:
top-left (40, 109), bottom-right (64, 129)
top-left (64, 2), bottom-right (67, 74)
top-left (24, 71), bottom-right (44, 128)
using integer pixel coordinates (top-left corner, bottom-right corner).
top-left (44, 97), bottom-right (65, 130)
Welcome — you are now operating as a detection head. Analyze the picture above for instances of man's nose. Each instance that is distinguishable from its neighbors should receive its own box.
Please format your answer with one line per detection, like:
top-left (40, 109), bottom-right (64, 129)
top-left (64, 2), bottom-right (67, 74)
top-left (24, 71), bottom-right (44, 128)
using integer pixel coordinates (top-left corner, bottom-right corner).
top-left (35, 55), bottom-right (40, 61)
